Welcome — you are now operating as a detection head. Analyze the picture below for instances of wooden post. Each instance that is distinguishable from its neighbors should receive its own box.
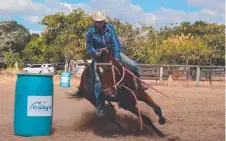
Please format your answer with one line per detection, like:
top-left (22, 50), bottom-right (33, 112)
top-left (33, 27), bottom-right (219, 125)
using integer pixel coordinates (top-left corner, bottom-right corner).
top-left (15, 62), bottom-right (19, 73)
top-left (186, 66), bottom-right (189, 80)
top-left (196, 66), bottom-right (200, 87)
top-left (156, 66), bottom-right (158, 84)
top-left (209, 68), bottom-right (212, 85)
top-left (160, 66), bottom-right (163, 81)
top-left (64, 60), bottom-right (68, 72)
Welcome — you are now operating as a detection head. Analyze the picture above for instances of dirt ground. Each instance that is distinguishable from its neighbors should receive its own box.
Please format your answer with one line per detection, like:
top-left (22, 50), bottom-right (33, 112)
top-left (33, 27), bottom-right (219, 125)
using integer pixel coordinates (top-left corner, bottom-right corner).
top-left (0, 75), bottom-right (225, 141)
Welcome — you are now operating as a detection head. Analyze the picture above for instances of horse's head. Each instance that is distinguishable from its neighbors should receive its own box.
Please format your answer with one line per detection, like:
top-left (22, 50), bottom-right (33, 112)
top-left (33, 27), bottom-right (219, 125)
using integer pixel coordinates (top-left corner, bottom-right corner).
top-left (94, 48), bottom-right (111, 63)
top-left (95, 48), bottom-right (123, 97)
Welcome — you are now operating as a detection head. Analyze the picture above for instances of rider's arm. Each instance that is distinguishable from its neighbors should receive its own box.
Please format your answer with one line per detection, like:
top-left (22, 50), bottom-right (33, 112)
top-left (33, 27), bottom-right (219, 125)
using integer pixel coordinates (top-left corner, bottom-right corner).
top-left (86, 27), bottom-right (97, 55)
top-left (110, 24), bottom-right (121, 60)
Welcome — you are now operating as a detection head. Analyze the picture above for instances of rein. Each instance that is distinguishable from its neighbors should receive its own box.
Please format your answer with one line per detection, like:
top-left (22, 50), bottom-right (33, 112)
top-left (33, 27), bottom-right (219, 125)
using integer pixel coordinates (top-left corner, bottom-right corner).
top-left (98, 47), bottom-right (168, 97)
top-left (99, 62), bottom-right (125, 92)
top-left (122, 65), bottom-right (168, 98)
top-left (96, 54), bottom-right (143, 130)
top-left (95, 48), bottom-right (167, 130)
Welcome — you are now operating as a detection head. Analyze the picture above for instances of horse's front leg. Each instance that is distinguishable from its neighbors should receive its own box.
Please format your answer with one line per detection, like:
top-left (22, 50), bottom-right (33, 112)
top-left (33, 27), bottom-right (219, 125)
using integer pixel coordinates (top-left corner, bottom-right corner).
top-left (108, 117), bottom-right (124, 131)
top-left (120, 103), bottom-right (166, 137)
top-left (106, 101), bottom-right (124, 131)
top-left (137, 90), bottom-right (166, 125)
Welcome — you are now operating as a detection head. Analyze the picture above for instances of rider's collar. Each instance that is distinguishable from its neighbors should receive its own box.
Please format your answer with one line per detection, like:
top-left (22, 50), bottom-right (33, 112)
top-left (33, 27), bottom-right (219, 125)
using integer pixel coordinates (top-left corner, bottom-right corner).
top-left (93, 22), bottom-right (111, 33)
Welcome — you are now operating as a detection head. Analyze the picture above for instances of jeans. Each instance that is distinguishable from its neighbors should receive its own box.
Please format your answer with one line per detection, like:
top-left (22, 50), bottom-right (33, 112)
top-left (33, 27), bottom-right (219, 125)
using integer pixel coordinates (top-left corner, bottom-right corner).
top-left (119, 52), bottom-right (140, 77)
top-left (93, 52), bottom-right (140, 106)
top-left (93, 61), bottom-right (102, 106)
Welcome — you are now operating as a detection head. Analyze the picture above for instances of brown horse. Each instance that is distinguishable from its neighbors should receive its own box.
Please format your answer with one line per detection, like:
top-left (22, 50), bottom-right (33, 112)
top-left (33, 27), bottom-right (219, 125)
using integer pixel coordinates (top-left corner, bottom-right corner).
top-left (73, 48), bottom-right (166, 137)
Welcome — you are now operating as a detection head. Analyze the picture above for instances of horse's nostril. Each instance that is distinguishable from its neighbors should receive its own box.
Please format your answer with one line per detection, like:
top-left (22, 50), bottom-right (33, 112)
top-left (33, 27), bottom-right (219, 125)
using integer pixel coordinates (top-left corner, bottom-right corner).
top-left (111, 90), bottom-right (117, 97)
top-left (104, 89), bottom-right (117, 98)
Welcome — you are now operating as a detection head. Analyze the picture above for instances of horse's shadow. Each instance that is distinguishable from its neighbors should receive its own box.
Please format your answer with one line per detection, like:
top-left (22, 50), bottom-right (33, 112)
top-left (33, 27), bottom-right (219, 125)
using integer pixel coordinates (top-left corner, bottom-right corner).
top-left (70, 103), bottom-right (155, 138)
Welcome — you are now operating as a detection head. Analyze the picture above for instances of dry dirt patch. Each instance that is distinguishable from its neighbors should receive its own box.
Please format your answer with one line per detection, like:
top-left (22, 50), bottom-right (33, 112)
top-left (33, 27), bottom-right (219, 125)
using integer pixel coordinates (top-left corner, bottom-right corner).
top-left (0, 76), bottom-right (224, 141)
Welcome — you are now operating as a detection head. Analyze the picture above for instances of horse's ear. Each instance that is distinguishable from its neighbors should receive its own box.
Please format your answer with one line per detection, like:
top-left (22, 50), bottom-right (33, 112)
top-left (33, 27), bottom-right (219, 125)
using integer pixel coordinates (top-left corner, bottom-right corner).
top-left (101, 49), bottom-right (108, 56)
top-left (100, 49), bottom-right (110, 62)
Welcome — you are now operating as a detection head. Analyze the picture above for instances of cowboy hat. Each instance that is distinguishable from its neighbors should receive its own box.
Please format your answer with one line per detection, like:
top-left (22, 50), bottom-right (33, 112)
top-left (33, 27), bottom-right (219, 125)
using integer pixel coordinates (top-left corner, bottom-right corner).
top-left (90, 10), bottom-right (107, 21)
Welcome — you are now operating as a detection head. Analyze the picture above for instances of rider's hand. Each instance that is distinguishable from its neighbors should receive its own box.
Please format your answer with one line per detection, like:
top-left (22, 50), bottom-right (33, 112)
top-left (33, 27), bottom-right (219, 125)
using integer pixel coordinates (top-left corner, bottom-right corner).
top-left (115, 57), bottom-right (120, 62)
top-left (96, 52), bottom-right (101, 56)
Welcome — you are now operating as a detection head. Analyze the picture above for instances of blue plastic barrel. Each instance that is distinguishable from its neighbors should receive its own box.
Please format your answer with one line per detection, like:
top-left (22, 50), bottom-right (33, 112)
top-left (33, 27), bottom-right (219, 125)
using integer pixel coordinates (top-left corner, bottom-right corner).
top-left (14, 73), bottom-right (54, 136)
top-left (60, 72), bottom-right (71, 88)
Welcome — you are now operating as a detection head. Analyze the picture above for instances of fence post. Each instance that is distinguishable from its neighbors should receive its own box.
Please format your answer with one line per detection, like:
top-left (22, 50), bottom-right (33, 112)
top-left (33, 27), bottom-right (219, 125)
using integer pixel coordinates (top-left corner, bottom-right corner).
top-left (155, 65), bottom-right (158, 84)
top-left (209, 68), bottom-right (212, 85)
top-left (196, 66), bottom-right (200, 87)
top-left (15, 62), bottom-right (19, 73)
top-left (160, 66), bottom-right (163, 81)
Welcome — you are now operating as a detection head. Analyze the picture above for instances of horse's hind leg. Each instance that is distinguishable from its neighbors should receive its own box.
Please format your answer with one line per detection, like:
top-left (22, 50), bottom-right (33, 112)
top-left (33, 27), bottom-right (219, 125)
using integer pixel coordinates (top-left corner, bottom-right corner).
top-left (138, 91), bottom-right (166, 125)
top-left (120, 104), bottom-right (166, 137)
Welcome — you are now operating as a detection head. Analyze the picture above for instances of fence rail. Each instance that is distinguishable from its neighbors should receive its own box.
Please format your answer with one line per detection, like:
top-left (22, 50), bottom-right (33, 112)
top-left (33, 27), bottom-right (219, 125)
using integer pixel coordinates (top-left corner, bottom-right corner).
top-left (72, 62), bottom-right (225, 87)
top-left (139, 64), bottom-right (225, 87)
top-left (0, 61), bottom-right (225, 87)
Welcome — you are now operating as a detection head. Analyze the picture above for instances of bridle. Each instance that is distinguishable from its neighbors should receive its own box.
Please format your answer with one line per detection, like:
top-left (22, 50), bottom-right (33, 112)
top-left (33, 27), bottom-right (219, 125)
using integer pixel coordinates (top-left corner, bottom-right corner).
top-left (102, 62), bottom-right (125, 92)
top-left (95, 48), bottom-right (144, 131)
top-left (95, 48), bottom-right (125, 92)
top-left (95, 48), bottom-right (168, 131)
top-left (96, 48), bottom-right (169, 98)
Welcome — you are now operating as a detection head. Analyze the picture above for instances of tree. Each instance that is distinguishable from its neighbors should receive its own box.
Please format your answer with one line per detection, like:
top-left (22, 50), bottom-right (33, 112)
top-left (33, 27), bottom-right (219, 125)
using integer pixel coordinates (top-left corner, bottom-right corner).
top-left (3, 50), bottom-right (22, 67)
top-left (22, 36), bottom-right (50, 63)
top-left (158, 21), bottom-right (225, 65)
top-left (158, 34), bottom-right (211, 65)
top-left (0, 20), bottom-right (31, 66)
top-left (39, 8), bottom-right (93, 65)
top-left (0, 20), bottom-right (30, 54)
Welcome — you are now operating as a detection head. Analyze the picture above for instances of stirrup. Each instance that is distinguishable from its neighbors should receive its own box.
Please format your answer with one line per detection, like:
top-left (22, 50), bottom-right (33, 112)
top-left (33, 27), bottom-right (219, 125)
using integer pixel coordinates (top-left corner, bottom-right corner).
top-left (96, 104), bottom-right (106, 117)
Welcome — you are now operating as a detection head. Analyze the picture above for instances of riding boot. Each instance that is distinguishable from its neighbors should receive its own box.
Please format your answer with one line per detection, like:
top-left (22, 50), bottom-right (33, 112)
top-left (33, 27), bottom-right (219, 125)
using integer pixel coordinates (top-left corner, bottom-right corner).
top-left (95, 95), bottom-right (106, 117)
top-left (93, 61), bottom-right (106, 117)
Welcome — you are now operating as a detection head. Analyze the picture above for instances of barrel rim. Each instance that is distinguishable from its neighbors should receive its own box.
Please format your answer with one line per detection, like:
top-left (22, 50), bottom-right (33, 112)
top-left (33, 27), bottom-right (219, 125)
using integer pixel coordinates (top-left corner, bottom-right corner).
top-left (16, 73), bottom-right (54, 77)
top-left (61, 71), bottom-right (71, 74)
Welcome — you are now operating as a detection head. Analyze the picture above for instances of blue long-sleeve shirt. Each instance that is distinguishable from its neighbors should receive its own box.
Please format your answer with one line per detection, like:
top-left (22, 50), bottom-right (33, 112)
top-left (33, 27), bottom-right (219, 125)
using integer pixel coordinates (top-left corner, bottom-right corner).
top-left (86, 23), bottom-right (121, 60)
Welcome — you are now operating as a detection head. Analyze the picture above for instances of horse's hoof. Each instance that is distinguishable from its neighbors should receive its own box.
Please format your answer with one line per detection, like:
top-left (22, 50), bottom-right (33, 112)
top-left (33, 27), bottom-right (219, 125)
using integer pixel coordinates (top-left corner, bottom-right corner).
top-left (119, 127), bottom-right (125, 132)
top-left (96, 113), bottom-right (106, 118)
top-left (156, 130), bottom-right (166, 137)
top-left (159, 117), bottom-right (166, 125)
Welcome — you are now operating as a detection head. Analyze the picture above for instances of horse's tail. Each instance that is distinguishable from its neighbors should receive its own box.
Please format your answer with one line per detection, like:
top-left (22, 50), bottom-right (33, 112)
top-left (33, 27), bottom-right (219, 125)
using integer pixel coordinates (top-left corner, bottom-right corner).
top-left (70, 87), bottom-right (84, 99)
top-left (70, 66), bottom-right (90, 99)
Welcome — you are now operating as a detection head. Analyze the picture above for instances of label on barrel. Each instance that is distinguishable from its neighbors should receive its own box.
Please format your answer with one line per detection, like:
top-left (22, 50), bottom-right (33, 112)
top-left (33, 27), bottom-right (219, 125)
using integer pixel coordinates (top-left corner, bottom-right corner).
top-left (61, 77), bottom-right (69, 82)
top-left (27, 96), bottom-right (52, 116)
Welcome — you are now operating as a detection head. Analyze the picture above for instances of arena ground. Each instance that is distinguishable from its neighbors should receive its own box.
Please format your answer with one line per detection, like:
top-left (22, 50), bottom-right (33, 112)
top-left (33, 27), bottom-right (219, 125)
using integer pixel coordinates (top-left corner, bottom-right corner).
top-left (0, 75), bottom-right (224, 141)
